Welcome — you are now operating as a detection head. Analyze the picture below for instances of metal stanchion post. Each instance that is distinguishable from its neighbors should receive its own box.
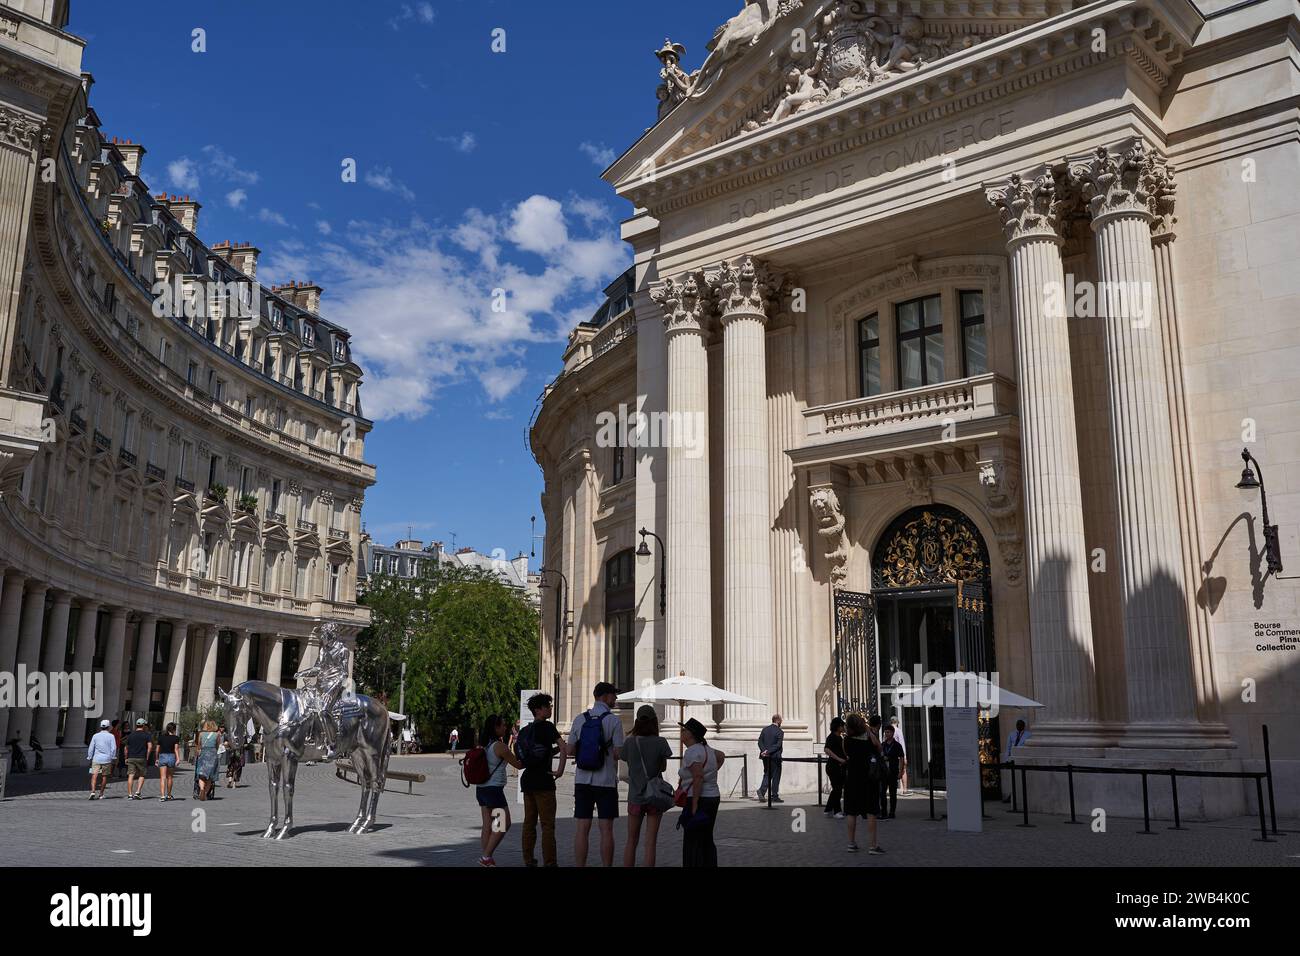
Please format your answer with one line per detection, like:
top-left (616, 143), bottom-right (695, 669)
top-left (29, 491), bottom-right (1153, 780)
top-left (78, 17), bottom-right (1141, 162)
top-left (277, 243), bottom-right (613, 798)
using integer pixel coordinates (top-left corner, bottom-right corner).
top-left (1138, 771), bottom-right (1154, 835)
top-left (817, 754), bottom-right (824, 809)
top-left (1263, 724), bottom-right (1282, 836)
top-left (1017, 766), bottom-right (1032, 827)
top-left (927, 754), bottom-right (937, 821)
top-left (1254, 776), bottom-right (1274, 843)
top-left (1007, 760), bottom-right (1019, 814)
top-left (1065, 764), bottom-right (1082, 824)
top-left (1169, 770), bottom-right (1186, 831)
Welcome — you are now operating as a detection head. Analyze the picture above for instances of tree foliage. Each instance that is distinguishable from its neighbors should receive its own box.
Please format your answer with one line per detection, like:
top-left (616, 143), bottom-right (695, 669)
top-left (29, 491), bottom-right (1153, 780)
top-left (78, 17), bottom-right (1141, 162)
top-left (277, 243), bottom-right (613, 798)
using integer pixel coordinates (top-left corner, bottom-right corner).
top-left (355, 563), bottom-right (538, 746)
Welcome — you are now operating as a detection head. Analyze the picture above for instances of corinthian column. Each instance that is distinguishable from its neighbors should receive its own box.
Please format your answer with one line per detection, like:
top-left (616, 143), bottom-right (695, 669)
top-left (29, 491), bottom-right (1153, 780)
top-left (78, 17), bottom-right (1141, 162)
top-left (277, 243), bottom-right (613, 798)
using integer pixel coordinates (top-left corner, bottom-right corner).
top-left (196, 625), bottom-right (220, 707)
top-left (62, 600), bottom-right (101, 755)
top-left (164, 621), bottom-right (189, 718)
top-left (650, 273), bottom-right (714, 704)
top-left (100, 607), bottom-right (129, 721)
top-left (708, 257), bottom-right (776, 728)
top-left (1070, 141), bottom-right (1200, 740)
top-left (131, 614), bottom-right (159, 715)
top-left (10, 581), bottom-right (49, 748)
top-left (0, 571), bottom-right (28, 747)
top-left (31, 591), bottom-right (72, 761)
top-left (986, 170), bottom-right (1104, 745)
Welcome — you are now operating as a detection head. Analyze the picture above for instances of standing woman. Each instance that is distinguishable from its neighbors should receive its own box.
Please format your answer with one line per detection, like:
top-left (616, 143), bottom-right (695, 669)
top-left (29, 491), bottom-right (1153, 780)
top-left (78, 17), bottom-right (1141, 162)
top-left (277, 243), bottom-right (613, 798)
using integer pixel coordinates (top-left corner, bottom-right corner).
top-left (843, 713), bottom-right (885, 854)
top-left (890, 715), bottom-right (909, 793)
top-left (154, 723), bottom-right (180, 801)
top-left (621, 705), bottom-right (673, 867)
top-left (676, 717), bottom-right (726, 867)
top-left (823, 717), bottom-right (847, 818)
top-left (193, 720), bottom-right (220, 801)
top-left (476, 715), bottom-right (524, 867)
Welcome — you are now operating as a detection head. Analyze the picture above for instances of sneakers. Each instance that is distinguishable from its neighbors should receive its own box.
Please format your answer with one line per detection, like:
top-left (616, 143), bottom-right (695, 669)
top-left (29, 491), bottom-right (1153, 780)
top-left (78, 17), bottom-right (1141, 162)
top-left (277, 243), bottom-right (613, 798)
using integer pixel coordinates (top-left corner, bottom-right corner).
top-left (835, 812), bottom-right (845, 819)
top-left (478, 857), bottom-right (496, 867)
top-left (847, 843), bottom-right (860, 852)
top-left (773, 797), bottom-right (785, 804)
top-left (88, 793), bottom-right (98, 801)
top-left (868, 846), bottom-right (886, 855)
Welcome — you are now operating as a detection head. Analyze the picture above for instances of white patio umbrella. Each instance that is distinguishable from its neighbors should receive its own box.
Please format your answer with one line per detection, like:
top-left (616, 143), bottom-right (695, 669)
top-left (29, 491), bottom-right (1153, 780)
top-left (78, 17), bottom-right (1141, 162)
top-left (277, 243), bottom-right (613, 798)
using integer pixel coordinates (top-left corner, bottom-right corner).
top-left (891, 672), bottom-right (1043, 710)
top-left (616, 672), bottom-right (765, 724)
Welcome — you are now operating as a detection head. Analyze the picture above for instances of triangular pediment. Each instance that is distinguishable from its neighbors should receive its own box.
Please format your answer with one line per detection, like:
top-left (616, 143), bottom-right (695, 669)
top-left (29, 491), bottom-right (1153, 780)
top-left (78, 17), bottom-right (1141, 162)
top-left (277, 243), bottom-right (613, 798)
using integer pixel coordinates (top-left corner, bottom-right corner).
top-left (626, 0), bottom-right (1089, 171)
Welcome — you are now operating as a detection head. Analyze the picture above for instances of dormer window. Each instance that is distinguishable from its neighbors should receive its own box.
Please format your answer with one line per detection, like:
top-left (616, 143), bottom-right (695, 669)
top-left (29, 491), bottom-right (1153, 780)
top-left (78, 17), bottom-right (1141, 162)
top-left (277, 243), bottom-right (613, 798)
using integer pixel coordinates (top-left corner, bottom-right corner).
top-left (271, 306), bottom-right (282, 330)
top-left (303, 325), bottom-right (315, 347)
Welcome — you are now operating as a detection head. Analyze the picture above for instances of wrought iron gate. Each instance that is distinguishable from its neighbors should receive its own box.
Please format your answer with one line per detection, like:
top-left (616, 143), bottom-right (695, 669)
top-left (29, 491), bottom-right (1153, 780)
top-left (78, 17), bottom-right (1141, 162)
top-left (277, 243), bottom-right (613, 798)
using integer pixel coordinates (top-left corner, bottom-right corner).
top-left (833, 589), bottom-right (877, 715)
top-left (955, 579), bottom-right (990, 673)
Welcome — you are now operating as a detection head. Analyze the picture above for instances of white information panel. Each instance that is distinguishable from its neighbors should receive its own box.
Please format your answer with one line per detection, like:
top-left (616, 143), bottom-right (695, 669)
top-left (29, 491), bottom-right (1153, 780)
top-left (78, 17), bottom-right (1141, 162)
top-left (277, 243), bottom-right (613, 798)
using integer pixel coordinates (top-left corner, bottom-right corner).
top-left (516, 689), bottom-right (541, 804)
top-left (943, 705), bottom-right (983, 833)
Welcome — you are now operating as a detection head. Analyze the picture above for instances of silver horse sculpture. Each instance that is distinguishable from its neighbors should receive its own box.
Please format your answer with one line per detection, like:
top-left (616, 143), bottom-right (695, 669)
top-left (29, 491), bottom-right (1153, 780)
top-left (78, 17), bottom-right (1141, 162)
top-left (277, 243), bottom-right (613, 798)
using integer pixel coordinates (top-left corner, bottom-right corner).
top-left (220, 627), bottom-right (392, 839)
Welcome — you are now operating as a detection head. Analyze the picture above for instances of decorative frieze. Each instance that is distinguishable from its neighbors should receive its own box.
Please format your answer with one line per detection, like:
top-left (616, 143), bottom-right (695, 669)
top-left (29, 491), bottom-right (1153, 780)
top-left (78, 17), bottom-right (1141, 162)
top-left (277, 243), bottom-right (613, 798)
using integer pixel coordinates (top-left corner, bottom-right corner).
top-left (0, 106), bottom-right (48, 152)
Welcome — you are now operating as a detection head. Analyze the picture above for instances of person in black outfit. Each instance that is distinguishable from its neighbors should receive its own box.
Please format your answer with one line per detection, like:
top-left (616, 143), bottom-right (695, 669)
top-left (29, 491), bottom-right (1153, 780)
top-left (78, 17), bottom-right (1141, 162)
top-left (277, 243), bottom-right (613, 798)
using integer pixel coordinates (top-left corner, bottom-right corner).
top-left (843, 713), bottom-right (885, 854)
top-left (823, 717), bottom-right (847, 817)
top-left (880, 725), bottom-right (905, 819)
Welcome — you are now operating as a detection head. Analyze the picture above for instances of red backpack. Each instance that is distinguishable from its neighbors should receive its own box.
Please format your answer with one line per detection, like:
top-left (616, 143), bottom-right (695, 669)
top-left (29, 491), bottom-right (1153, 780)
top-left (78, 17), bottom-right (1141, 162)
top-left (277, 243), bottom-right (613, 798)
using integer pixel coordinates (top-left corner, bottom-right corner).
top-left (460, 746), bottom-right (490, 787)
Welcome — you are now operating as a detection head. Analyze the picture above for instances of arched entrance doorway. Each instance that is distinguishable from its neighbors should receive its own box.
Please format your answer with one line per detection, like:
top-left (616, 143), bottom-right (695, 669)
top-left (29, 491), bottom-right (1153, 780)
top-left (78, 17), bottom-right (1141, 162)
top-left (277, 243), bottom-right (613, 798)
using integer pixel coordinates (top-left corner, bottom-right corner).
top-left (833, 504), bottom-right (997, 792)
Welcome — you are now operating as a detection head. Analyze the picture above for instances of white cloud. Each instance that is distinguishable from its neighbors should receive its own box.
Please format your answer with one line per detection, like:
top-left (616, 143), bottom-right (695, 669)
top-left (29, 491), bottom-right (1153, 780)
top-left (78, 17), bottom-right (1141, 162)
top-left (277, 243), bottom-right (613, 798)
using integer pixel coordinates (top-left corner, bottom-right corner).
top-left (226, 188), bottom-right (248, 209)
top-left (302, 197), bottom-right (627, 419)
top-left (364, 166), bottom-right (416, 201)
top-left (201, 145), bottom-right (259, 186)
top-left (167, 158), bottom-right (199, 192)
top-left (439, 132), bottom-right (478, 154)
top-left (579, 142), bottom-right (618, 167)
top-left (316, 220), bottom-right (333, 236)
top-left (388, 2), bottom-right (436, 30)
top-left (258, 208), bottom-right (291, 227)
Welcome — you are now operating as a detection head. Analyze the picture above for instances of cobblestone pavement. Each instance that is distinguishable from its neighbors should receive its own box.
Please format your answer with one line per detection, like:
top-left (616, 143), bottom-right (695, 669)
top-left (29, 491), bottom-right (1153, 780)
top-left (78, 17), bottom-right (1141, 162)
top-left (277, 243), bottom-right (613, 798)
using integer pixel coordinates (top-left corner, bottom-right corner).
top-left (2, 755), bottom-right (1296, 867)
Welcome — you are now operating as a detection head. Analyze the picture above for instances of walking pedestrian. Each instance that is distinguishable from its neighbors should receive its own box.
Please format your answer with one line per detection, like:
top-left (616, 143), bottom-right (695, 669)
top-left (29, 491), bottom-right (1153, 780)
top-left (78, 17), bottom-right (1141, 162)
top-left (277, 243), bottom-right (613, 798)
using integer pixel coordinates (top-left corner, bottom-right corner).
top-left (844, 713), bottom-right (885, 855)
top-left (880, 724), bottom-right (905, 819)
top-left (155, 722), bottom-right (180, 801)
top-left (124, 718), bottom-right (153, 800)
top-left (756, 714), bottom-right (784, 803)
top-left (621, 705), bottom-right (672, 867)
top-left (677, 717), bottom-right (725, 867)
top-left (823, 716), bottom-right (847, 818)
top-left (448, 727), bottom-right (460, 753)
top-left (565, 682), bottom-right (624, 867)
top-left (225, 728), bottom-right (244, 787)
top-left (109, 719), bottom-right (123, 780)
top-left (86, 720), bottom-right (116, 800)
top-left (517, 693), bottom-right (565, 868)
top-left (475, 714), bottom-right (524, 867)
top-left (193, 720), bottom-right (220, 801)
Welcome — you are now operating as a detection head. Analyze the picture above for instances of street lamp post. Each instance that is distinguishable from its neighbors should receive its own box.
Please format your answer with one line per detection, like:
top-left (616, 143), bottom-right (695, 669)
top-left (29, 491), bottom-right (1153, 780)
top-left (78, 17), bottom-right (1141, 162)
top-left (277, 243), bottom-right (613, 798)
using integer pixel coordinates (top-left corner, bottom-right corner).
top-left (1236, 447), bottom-right (1284, 574)
top-left (636, 527), bottom-right (667, 619)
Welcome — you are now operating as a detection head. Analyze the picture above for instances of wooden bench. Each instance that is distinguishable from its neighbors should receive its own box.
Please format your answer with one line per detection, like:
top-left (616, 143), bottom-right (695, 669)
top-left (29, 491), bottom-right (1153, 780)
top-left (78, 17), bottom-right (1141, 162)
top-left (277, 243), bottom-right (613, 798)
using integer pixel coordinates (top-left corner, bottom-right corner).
top-left (334, 759), bottom-right (427, 794)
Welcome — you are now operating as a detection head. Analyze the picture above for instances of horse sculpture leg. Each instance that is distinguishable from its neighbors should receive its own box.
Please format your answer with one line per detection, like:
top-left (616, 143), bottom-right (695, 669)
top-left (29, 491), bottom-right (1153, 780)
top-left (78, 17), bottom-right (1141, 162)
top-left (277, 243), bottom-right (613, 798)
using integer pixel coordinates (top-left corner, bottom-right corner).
top-left (262, 751), bottom-right (280, 839)
top-left (348, 747), bottom-right (372, 834)
top-left (360, 736), bottom-right (390, 834)
top-left (276, 754), bottom-right (298, 839)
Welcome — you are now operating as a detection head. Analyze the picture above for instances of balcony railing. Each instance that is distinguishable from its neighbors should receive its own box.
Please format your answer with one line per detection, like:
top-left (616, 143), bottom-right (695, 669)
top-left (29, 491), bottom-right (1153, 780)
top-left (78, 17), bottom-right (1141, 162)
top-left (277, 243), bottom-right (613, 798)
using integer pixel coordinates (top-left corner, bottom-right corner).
top-left (118, 448), bottom-right (137, 467)
top-left (803, 373), bottom-right (1017, 444)
top-left (146, 462), bottom-right (166, 481)
top-left (176, 477), bottom-right (196, 493)
top-left (93, 430), bottom-right (112, 452)
top-left (297, 519), bottom-right (318, 533)
top-left (266, 510), bottom-right (286, 524)
top-left (32, 365), bottom-right (46, 390)
top-left (328, 525), bottom-right (347, 539)
top-left (70, 411), bottom-right (86, 433)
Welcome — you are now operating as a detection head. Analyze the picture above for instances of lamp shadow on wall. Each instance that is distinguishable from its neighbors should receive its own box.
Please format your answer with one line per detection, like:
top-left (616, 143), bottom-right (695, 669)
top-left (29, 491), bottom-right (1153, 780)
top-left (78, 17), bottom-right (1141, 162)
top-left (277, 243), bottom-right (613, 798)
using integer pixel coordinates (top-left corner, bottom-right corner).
top-left (1199, 512), bottom-right (1266, 613)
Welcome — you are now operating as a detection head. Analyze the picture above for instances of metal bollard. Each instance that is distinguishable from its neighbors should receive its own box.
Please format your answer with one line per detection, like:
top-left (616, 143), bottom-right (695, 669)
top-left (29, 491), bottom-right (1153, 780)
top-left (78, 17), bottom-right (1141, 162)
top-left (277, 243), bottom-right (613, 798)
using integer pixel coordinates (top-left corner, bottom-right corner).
top-left (1138, 771), bottom-right (1154, 835)
top-left (1263, 725), bottom-right (1282, 837)
top-left (1017, 767), bottom-right (1033, 828)
top-left (1065, 764), bottom-right (1082, 824)
top-left (1254, 776), bottom-right (1273, 843)
top-left (1169, 770), bottom-right (1186, 831)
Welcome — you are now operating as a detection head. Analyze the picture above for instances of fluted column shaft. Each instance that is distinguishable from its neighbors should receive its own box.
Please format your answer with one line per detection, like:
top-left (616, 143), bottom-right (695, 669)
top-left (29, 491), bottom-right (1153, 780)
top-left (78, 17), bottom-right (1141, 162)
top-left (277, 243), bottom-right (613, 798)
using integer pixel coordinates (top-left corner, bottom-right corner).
top-left (31, 592), bottom-right (72, 749)
top-left (131, 614), bottom-right (159, 714)
top-left (62, 601), bottom-right (101, 750)
top-left (10, 581), bottom-right (49, 746)
top-left (196, 626), bottom-right (219, 707)
top-left (99, 608), bottom-right (129, 721)
top-left (715, 258), bottom-right (776, 727)
top-left (1080, 157), bottom-right (1197, 730)
top-left (265, 634), bottom-right (285, 687)
top-left (0, 572), bottom-right (27, 747)
top-left (231, 628), bottom-right (251, 689)
top-left (164, 621), bottom-right (189, 717)
top-left (987, 171), bottom-right (1102, 742)
top-left (653, 274), bottom-right (714, 699)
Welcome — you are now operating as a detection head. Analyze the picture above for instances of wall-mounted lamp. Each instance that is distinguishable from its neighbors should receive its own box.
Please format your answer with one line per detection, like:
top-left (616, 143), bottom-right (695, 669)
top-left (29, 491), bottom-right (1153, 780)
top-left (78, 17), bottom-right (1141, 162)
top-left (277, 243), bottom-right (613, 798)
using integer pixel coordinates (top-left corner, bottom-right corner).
top-left (1236, 447), bottom-right (1284, 575)
top-left (636, 527), bottom-right (667, 619)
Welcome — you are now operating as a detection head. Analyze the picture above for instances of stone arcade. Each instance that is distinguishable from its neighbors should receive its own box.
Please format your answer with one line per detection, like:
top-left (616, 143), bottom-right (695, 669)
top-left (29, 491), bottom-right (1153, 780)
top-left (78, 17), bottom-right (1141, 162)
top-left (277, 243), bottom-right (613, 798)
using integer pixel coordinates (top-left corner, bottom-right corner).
top-left (531, 0), bottom-right (1300, 820)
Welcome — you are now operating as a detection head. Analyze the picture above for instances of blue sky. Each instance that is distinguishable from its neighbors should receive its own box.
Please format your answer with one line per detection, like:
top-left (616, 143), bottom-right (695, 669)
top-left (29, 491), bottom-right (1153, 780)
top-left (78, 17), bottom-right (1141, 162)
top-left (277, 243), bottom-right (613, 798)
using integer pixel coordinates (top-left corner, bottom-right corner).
top-left (73, 0), bottom-right (734, 565)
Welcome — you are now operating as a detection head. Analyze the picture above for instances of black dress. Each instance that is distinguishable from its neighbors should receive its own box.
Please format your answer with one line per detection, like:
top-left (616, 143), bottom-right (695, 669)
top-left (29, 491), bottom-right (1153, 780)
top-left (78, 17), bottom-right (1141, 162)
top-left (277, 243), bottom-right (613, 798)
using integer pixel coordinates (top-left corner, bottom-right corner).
top-left (824, 733), bottom-right (846, 814)
top-left (843, 734), bottom-right (883, 818)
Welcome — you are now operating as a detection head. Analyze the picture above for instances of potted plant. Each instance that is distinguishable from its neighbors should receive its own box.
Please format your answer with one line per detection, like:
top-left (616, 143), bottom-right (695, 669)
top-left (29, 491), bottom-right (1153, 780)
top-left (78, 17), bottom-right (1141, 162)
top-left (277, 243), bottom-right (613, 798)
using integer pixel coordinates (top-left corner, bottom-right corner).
top-left (207, 482), bottom-right (228, 504)
top-left (238, 493), bottom-right (259, 513)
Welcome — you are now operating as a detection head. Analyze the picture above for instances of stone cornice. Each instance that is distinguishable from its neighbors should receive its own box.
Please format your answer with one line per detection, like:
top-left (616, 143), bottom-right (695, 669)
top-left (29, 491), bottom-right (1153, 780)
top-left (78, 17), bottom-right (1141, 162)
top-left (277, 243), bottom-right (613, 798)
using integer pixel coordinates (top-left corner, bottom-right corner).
top-left (620, 0), bottom-right (1200, 216)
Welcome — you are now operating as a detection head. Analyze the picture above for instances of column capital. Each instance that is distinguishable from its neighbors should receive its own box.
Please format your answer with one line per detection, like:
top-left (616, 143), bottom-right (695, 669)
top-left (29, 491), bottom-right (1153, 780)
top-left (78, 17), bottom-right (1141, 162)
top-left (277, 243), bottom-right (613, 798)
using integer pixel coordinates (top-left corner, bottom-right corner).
top-left (50, 590), bottom-right (74, 607)
top-left (650, 271), bottom-right (711, 337)
top-left (705, 255), bottom-right (782, 324)
top-left (985, 167), bottom-right (1068, 246)
top-left (107, 606), bottom-right (129, 621)
top-left (24, 580), bottom-right (50, 598)
top-left (78, 597), bottom-right (102, 612)
top-left (1068, 138), bottom-right (1174, 230)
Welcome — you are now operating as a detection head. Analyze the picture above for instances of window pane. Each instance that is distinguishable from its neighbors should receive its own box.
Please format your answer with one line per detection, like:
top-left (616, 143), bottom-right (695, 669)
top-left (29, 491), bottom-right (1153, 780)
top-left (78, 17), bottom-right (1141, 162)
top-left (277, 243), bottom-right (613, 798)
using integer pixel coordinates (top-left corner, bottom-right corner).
top-left (861, 345), bottom-right (881, 396)
top-left (922, 294), bottom-right (942, 329)
top-left (924, 331), bottom-right (945, 384)
top-left (859, 314), bottom-right (879, 344)
top-left (899, 337), bottom-right (922, 389)
top-left (964, 321), bottom-right (988, 376)
top-left (897, 300), bottom-right (920, 333)
top-left (961, 291), bottom-right (984, 320)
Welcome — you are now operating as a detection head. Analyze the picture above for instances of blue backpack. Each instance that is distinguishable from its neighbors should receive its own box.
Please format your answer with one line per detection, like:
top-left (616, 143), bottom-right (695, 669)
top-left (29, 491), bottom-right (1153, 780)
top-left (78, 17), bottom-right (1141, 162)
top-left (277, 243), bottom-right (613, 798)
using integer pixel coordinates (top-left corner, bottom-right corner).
top-left (575, 710), bottom-right (611, 771)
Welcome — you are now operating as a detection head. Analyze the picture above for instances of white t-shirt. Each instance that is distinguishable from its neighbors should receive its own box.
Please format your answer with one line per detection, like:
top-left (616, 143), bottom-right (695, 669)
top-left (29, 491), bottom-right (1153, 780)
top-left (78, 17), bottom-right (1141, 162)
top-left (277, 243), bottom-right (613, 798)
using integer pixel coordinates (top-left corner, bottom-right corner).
top-left (678, 742), bottom-right (719, 798)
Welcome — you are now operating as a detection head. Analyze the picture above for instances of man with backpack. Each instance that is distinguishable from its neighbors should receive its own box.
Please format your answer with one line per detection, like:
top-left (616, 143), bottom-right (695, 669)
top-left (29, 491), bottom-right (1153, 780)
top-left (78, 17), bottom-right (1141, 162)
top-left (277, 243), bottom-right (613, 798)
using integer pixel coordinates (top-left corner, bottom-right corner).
top-left (565, 681), bottom-right (625, 867)
top-left (517, 693), bottom-right (566, 867)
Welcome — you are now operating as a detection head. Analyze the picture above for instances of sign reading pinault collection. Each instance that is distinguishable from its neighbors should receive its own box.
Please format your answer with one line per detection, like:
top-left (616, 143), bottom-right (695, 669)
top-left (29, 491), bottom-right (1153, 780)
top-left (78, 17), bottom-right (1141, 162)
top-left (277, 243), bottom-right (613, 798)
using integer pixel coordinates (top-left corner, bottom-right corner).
top-left (722, 108), bottom-right (1016, 225)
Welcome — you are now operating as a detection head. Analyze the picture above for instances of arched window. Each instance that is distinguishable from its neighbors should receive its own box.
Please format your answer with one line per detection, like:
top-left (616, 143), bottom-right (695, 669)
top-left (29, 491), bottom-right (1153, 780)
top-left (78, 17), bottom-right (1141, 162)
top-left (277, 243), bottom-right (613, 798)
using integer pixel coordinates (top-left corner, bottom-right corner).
top-left (605, 550), bottom-right (635, 694)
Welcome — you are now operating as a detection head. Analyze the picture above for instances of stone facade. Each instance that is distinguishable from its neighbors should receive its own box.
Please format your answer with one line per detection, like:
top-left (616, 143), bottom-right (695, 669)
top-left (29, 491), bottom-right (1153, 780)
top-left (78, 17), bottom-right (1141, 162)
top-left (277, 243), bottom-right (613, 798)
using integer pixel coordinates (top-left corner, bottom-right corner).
top-left (531, 0), bottom-right (1300, 819)
top-left (0, 2), bottom-right (375, 767)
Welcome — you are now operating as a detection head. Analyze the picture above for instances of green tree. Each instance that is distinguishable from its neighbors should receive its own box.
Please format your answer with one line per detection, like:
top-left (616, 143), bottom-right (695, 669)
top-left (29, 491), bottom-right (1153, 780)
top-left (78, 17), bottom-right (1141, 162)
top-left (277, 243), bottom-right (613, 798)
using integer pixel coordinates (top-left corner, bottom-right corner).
top-left (356, 563), bottom-right (538, 747)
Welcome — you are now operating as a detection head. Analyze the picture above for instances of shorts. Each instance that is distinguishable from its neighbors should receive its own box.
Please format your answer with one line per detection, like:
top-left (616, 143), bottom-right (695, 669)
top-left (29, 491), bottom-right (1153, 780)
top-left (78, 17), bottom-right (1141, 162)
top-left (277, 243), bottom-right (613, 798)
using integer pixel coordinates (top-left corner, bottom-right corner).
top-left (157, 754), bottom-right (177, 768)
top-left (844, 787), bottom-right (881, 818)
top-left (627, 802), bottom-right (664, 817)
top-left (91, 762), bottom-right (113, 775)
top-left (476, 786), bottom-right (508, 810)
top-left (126, 757), bottom-right (147, 776)
top-left (574, 784), bottom-right (619, 820)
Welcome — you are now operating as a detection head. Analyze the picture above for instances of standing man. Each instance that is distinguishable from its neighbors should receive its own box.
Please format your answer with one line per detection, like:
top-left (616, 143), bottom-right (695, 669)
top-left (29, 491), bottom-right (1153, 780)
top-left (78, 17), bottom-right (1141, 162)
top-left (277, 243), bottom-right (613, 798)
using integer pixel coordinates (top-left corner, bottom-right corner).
top-left (86, 720), bottom-right (117, 800)
top-left (565, 681), bottom-right (624, 867)
top-left (518, 692), bottom-right (566, 867)
top-left (880, 724), bottom-right (905, 819)
top-left (1002, 718), bottom-right (1031, 803)
top-left (448, 727), bottom-right (460, 753)
top-left (757, 714), bottom-right (784, 804)
top-left (124, 718), bottom-right (153, 800)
